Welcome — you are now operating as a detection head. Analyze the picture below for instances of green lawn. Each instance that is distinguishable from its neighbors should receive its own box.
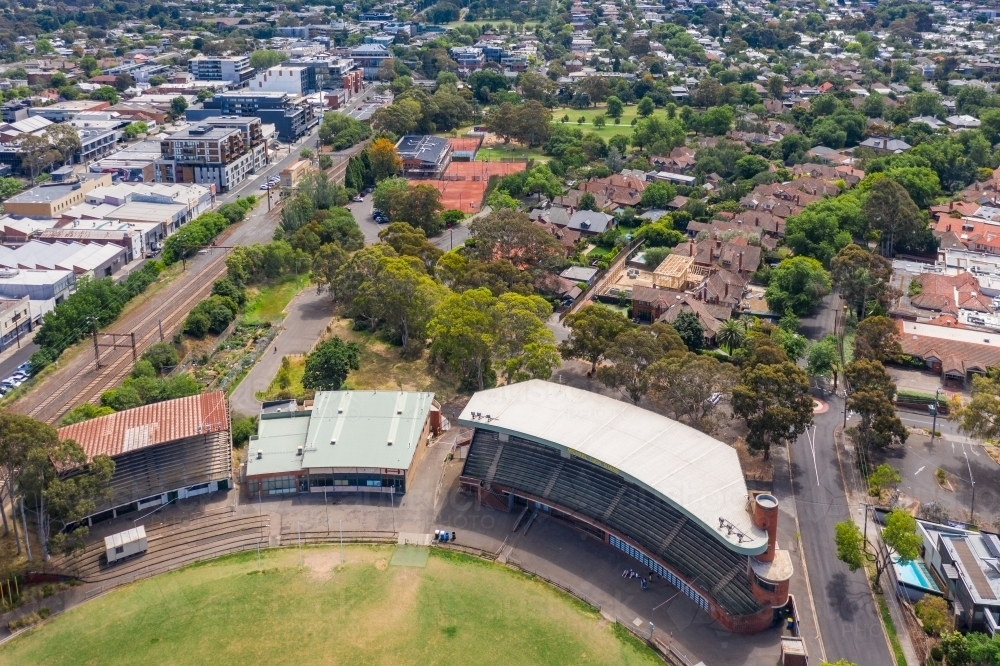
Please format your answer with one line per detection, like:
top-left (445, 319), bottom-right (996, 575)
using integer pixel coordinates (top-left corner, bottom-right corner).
top-left (552, 103), bottom-right (641, 140)
top-left (0, 547), bottom-right (660, 666)
top-left (476, 144), bottom-right (551, 162)
top-left (256, 355), bottom-right (308, 402)
top-left (242, 274), bottom-right (310, 324)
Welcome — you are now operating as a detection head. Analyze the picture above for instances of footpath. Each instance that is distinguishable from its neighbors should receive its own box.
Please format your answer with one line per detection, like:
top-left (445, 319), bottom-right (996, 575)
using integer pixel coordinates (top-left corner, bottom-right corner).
top-left (228, 288), bottom-right (334, 415)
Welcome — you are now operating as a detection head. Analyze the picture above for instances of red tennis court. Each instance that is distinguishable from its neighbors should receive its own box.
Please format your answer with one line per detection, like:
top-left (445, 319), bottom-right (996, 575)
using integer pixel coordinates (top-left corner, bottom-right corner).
top-left (448, 137), bottom-right (483, 153)
top-left (416, 161), bottom-right (527, 213)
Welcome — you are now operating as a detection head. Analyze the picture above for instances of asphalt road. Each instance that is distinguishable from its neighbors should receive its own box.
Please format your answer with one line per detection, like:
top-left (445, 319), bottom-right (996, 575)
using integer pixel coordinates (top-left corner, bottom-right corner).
top-left (228, 288), bottom-right (334, 416)
top-left (790, 293), bottom-right (895, 666)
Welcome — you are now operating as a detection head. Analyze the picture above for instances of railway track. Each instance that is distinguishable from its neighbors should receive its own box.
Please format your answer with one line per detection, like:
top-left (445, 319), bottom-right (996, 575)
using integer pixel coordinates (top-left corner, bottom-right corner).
top-left (28, 251), bottom-right (231, 422)
top-left (13, 207), bottom-right (281, 424)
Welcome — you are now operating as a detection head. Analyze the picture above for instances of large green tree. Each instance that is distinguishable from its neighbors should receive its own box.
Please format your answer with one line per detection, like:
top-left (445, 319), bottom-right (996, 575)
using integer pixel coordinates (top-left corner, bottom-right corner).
top-left (647, 352), bottom-right (739, 433)
top-left (597, 324), bottom-right (686, 404)
top-left (863, 177), bottom-right (925, 258)
top-left (835, 508), bottom-right (919, 590)
top-left (732, 351), bottom-right (813, 458)
top-left (844, 359), bottom-right (908, 450)
top-left (830, 244), bottom-right (897, 320)
top-left (764, 256), bottom-right (832, 317)
top-left (302, 337), bottom-right (361, 391)
top-left (560, 304), bottom-right (633, 374)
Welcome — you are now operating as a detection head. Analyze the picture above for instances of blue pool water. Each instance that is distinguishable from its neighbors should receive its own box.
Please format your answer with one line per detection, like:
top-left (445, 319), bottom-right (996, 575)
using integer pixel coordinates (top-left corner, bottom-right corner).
top-left (893, 556), bottom-right (940, 592)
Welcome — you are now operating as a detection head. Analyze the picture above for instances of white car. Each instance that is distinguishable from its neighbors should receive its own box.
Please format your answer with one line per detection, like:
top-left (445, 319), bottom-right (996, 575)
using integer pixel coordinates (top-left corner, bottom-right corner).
top-left (259, 183), bottom-right (271, 190)
top-left (707, 392), bottom-right (722, 406)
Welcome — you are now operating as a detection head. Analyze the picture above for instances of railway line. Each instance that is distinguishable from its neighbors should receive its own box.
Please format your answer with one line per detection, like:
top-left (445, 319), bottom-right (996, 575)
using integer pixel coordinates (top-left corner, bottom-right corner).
top-left (11, 206), bottom-right (281, 425)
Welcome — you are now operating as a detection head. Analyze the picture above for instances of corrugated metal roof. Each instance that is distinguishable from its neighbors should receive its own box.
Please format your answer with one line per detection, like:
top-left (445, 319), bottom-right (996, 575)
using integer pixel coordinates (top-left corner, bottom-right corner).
top-left (58, 392), bottom-right (229, 461)
top-left (244, 391), bottom-right (434, 478)
top-left (457, 380), bottom-right (767, 555)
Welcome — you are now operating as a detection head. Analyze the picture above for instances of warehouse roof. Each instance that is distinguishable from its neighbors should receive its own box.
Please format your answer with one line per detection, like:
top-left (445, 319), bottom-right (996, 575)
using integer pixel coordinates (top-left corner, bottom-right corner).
top-left (58, 392), bottom-right (229, 461)
top-left (245, 391), bottom-right (435, 477)
top-left (457, 380), bottom-right (767, 554)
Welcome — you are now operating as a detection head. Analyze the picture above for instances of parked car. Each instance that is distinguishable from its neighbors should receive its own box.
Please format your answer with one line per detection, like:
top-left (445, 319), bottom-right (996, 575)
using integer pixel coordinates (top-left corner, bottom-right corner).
top-left (707, 392), bottom-right (722, 406)
top-left (17, 362), bottom-right (31, 374)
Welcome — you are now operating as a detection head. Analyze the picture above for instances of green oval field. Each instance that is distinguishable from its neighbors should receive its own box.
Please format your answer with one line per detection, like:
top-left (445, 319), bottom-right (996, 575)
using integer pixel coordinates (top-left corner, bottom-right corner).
top-left (0, 546), bottom-right (661, 666)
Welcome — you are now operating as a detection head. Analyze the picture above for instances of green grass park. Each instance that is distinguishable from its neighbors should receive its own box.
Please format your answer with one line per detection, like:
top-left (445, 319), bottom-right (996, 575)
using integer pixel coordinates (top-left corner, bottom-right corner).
top-left (0, 546), bottom-right (661, 666)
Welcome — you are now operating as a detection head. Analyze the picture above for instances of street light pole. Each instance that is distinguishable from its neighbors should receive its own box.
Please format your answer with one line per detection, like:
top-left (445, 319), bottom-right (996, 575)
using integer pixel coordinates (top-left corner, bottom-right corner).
top-left (929, 388), bottom-right (942, 446)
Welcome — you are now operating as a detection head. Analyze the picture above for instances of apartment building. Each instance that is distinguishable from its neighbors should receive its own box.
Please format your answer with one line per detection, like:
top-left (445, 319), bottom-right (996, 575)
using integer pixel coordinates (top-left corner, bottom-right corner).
top-left (187, 55), bottom-right (255, 86)
top-left (194, 91), bottom-right (317, 142)
top-left (249, 66), bottom-right (310, 96)
top-left (156, 125), bottom-right (256, 192)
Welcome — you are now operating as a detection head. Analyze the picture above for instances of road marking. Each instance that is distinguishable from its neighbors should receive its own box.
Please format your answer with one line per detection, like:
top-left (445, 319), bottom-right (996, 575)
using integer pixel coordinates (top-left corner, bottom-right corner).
top-left (806, 425), bottom-right (820, 486)
top-left (914, 466), bottom-right (925, 475)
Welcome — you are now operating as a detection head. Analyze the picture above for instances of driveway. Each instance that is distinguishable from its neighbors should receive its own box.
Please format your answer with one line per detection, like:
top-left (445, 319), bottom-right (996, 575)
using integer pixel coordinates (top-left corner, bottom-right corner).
top-left (229, 288), bottom-right (335, 416)
top-left (346, 196), bottom-right (383, 245)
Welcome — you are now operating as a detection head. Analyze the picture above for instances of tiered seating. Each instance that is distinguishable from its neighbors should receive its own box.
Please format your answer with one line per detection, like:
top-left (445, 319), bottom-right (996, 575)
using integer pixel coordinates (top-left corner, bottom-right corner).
top-left (69, 432), bottom-right (231, 512)
top-left (461, 430), bottom-right (762, 618)
top-left (463, 430), bottom-right (499, 479)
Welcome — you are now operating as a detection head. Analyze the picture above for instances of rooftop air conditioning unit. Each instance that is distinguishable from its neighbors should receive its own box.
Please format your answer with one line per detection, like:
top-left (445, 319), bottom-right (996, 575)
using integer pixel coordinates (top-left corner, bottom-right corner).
top-left (256, 449), bottom-right (262, 459)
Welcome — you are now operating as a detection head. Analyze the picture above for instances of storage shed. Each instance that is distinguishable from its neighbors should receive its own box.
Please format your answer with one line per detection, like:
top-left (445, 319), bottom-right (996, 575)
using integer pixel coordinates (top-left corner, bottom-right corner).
top-left (104, 525), bottom-right (148, 564)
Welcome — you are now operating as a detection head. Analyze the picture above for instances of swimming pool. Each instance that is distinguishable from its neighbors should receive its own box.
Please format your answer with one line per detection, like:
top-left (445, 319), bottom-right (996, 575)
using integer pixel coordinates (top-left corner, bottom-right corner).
top-left (893, 556), bottom-right (941, 592)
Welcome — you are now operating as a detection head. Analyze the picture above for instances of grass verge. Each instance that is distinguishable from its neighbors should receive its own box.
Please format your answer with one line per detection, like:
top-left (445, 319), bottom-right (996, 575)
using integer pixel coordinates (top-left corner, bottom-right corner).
top-left (327, 318), bottom-right (456, 401)
top-left (255, 355), bottom-right (308, 402)
top-left (243, 274), bottom-right (311, 324)
top-left (876, 589), bottom-right (908, 666)
top-left (0, 546), bottom-right (661, 666)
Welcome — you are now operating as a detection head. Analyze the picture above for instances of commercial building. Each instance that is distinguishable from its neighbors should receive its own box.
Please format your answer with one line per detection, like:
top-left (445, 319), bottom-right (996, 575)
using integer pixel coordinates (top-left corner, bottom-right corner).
top-left (0, 295), bottom-right (31, 351)
top-left (0, 239), bottom-right (127, 278)
top-left (194, 91), bottom-right (317, 142)
top-left (57, 392), bottom-right (233, 526)
top-left (156, 124), bottom-right (257, 192)
top-left (396, 135), bottom-right (452, 178)
top-left (0, 268), bottom-right (74, 307)
top-left (458, 380), bottom-right (793, 634)
top-left (244, 391), bottom-right (439, 497)
top-left (250, 66), bottom-right (310, 96)
top-left (187, 54), bottom-right (255, 86)
top-left (27, 100), bottom-right (110, 122)
top-left (351, 44), bottom-right (392, 79)
top-left (280, 159), bottom-right (315, 188)
top-left (3, 172), bottom-right (113, 218)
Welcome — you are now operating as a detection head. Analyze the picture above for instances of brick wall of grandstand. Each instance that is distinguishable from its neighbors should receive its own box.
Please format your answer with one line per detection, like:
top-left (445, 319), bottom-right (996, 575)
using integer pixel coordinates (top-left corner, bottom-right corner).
top-left (63, 431), bottom-right (231, 514)
top-left (463, 429), bottom-right (762, 617)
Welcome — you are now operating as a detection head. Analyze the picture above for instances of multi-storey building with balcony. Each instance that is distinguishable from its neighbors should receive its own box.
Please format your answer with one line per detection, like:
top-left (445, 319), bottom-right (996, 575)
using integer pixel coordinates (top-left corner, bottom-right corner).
top-left (350, 44), bottom-right (391, 79)
top-left (155, 125), bottom-right (256, 192)
top-left (187, 55), bottom-right (255, 87)
top-left (192, 91), bottom-right (317, 142)
top-left (201, 116), bottom-right (269, 172)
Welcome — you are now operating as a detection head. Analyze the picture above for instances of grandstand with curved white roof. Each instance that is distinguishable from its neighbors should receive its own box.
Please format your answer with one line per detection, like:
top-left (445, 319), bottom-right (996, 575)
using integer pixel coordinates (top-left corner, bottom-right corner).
top-left (457, 380), bottom-right (792, 634)
top-left (458, 379), bottom-right (766, 554)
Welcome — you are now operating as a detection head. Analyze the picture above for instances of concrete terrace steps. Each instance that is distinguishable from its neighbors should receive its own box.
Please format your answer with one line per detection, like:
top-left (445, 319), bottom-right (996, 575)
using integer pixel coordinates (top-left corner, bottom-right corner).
top-left (52, 511), bottom-right (268, 582)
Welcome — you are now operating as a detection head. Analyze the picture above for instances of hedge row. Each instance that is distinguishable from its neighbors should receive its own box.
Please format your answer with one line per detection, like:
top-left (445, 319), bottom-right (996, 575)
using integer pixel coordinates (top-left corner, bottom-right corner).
top-left (162, 196), bottom-right (257, 265)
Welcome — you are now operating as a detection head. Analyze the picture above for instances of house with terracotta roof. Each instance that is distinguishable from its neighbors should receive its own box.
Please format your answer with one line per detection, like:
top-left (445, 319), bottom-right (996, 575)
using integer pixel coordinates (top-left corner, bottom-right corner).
top-left (908, 272), bottom-right (993, 317)
top-left (56, 392), bottom-right (233, 526)
top-left (898, 319), bottom-right (1000, 388)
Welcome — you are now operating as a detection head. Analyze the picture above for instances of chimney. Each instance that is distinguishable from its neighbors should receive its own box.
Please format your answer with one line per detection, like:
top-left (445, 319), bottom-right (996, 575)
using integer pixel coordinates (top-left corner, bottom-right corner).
top-left (738, 252), bottom-right (743, 272)
top-left (752, 494), bottom-right (780, 562)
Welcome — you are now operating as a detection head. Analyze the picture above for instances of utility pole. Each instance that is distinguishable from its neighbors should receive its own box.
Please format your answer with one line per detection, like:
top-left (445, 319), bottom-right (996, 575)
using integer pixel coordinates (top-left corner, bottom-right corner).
top-left (158, 318), bottom-right (164, 342)
top-left (130, 332), bottom-right (137, 365)
top-left (929, 388), bottom-right (942, 446)
top-left (89, 317), bottom-right (101, 370)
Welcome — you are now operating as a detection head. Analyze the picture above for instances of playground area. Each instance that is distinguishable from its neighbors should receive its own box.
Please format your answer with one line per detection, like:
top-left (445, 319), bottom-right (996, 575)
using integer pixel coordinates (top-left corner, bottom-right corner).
top-left (420, 154), bottom-right (527, 213)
